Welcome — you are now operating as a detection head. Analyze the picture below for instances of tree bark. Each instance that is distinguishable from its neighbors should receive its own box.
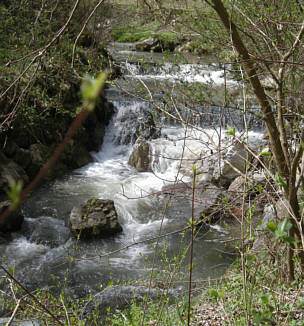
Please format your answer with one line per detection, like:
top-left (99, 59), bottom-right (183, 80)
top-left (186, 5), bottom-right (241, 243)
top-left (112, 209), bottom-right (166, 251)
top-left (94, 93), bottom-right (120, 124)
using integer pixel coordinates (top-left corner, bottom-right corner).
top-left (207, 0), bottom-right (289, 180)
top-left (206, 0), bottom-right (304, 275)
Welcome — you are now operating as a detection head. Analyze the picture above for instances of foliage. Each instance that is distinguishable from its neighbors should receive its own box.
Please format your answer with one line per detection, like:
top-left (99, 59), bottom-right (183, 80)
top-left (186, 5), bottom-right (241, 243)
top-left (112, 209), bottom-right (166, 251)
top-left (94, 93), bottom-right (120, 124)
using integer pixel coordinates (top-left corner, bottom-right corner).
top-left (205, 252), bottom-right (304, 325)
top-left (1, 0), bottom-right (304, 325)
top-left (0, 0), bottom-right (115, 144)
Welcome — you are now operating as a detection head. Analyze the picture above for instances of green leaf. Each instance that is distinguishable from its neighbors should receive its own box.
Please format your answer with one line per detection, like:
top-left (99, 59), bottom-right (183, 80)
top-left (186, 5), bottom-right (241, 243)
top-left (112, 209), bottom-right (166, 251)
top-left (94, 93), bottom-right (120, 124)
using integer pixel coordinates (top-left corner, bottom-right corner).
top-left (297, 298), bottom-right (304, 309)
top-left (226, 126), bottom-right (235, 136)
top-left (260, 294), bottom-right (270, 305)
top-left (218, 290), bottom-right (224, 299)
top-left (260, 151), bottom-right (271, 156)
top-left (208, 289), bottom-right (219, 298)
top-left (282, 236), bottom-right (296, 243)
top-left (81, 71), bottom-right (108, 112)
top-left (5, 177), bottom-right (23, 209)
top-left (267, 222), bottom-right (276, 232)
top-left (279, 218), bottom-right (292, 233)
top-left (275, 172), bottom-right (287, 188)
top-left (275, 230), bottom-right (286, 239)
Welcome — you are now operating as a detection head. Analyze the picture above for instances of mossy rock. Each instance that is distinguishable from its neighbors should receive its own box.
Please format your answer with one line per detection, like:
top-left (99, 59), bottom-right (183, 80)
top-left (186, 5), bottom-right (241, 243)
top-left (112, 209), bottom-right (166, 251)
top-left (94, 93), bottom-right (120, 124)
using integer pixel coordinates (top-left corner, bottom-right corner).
top-left (70, 198), bottom-right (123, 239)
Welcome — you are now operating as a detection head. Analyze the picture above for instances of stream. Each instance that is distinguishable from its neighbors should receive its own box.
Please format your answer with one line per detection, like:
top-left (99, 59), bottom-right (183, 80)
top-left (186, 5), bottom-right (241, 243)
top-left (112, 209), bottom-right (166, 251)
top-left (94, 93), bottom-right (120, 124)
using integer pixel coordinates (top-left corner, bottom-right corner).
top-left (1, 44), bottom-right (262, 307)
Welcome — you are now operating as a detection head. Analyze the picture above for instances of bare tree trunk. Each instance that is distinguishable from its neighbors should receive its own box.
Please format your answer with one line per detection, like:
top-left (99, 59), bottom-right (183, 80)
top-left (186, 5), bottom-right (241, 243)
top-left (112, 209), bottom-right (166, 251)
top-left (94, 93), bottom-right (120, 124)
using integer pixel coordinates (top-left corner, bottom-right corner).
top-left (207, 0), bottom-right (289, 180)
top-left (206, 0), bottom-right (304, 276)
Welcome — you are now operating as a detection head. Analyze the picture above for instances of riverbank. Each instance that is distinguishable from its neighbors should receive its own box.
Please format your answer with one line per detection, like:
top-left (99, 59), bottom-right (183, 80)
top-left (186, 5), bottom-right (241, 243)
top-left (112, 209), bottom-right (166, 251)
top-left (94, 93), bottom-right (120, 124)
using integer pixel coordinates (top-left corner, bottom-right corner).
top-left (0, 1), bottom-right (120, 198)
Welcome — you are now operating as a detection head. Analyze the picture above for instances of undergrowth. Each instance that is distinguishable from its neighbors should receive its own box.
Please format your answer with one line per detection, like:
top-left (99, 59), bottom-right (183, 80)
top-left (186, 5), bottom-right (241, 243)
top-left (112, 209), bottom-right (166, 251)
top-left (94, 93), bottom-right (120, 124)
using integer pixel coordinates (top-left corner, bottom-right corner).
top-left (204, 244), bottom-right (304, 325)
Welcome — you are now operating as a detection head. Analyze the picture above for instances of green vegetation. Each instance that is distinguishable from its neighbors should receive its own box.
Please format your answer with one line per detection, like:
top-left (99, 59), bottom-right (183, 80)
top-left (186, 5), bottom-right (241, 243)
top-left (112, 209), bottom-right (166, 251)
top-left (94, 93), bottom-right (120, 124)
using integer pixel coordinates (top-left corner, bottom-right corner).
top-left (0, 0), bottom-right (115, 144)
top-left (205, 253), bottom-right (304, 325)
top-left (111, 21), bottom-right (161, 42)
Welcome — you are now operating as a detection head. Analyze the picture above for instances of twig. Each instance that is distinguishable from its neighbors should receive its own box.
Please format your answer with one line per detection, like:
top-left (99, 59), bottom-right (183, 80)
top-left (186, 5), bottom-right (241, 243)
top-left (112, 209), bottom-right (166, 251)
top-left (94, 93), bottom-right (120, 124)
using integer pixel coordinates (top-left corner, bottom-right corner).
top-left (5, 299), bottom-right (21, 326)
top-left (187, 167), bottom-right (197, 326)
top-left (71, 0), bottom-right (106, 68)
top-left (60, 295), bottom-right (71, 326)
top-left (0, 265), bottom-right (64, 325)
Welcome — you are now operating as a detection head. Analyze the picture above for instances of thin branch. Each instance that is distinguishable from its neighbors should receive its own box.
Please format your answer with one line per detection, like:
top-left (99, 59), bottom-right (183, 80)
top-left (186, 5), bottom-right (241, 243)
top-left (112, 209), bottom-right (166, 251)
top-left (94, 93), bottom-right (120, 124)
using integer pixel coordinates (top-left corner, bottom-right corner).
top-left (0, 265), bottom-right (64, 325)
top-left (5, 299), bottom-right (21, 326)
top-left (71, 0), bottom-right (106, 68)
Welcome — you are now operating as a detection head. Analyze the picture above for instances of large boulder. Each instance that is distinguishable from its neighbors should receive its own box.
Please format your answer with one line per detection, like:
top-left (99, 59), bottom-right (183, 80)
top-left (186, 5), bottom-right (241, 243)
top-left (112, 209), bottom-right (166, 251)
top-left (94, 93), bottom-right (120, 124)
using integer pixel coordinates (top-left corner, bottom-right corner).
top-left (250, 200), bottom-right (288, 252)
top-left (178, 137), bottom-right (259, 186)
top-left (228, 172), bottom-right (267, 201)
top-left (128, 138), bottom-right (151, 172)
top-left (69, 198), bottom-right (122, 239)
top-left (0, 200), bottom-right (24, 233)
top-left (211, 141), bottom-right (250, 186)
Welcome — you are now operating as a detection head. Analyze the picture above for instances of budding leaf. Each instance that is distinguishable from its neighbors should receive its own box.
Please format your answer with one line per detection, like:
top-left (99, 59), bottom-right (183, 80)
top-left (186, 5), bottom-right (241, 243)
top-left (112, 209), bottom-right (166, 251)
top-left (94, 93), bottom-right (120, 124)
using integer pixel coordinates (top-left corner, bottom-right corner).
top-left (260, 151), bottom-right (270, 156)
top-left (81, 71), bottom-right (107, 112)
top-left (5, 177), bottom-right (23, 209)
top-left (275, 172), bottom-right (287, 188)
top-left (267, 222), bottom-right (276, 232)
top-left (226, 127), bottom-right (235, 136)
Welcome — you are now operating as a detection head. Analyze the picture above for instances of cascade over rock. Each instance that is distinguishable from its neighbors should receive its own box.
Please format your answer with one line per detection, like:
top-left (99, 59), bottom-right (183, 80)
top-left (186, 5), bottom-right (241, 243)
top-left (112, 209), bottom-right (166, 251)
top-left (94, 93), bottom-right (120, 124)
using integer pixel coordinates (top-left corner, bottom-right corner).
top-left (69, 198), bottom-right (122, 239)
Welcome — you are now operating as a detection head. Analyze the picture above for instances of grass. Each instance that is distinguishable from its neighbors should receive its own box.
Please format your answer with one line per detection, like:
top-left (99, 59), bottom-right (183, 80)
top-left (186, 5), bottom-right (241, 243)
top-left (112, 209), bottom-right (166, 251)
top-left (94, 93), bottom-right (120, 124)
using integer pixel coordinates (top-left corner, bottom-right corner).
top-left (111, 21), bottom-right (160, 42)
top-left (197, 249), bottom-right (304, 325)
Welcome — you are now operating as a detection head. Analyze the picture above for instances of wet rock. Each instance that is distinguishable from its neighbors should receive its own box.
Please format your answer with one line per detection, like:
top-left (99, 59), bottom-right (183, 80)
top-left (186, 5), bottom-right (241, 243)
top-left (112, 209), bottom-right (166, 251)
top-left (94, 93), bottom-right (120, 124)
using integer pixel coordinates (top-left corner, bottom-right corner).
top-left (138, 112), bottom-right (160, 140)
top-left (128, 138), bottom-right (151, 172)
top-left (30, 143), bottom-right (50, 163)
top-left (26, 143), bottom-right (50, 178)
top-left (197, 136), bottom-right (265, 187)
top-left (23, 216), bottom-right (70, 247)
top-left (69, 198), bottom-right (122, 239)
top-left (135, 38), bottom-right (159, 52)
top-left (0, 200), bottom-right (24, 232)
top-left (14, 147), bottom-right (32, 169)
top-left (0, 152), bottom-right (29, 192)
top-left (228, 172), bottom-right (266, 198)
top-left (251, 199), bottom-right (289, 252)
top-left (212, 141), bottom-right (250, 186)
top-left (175, 41), bottom-right (192, 52)
top-left (115, 108), bottom-right (160, 145)
top-left (3, 140), bottom-right (19, 157)
top-left (162, 182), bottom-right (227, 225)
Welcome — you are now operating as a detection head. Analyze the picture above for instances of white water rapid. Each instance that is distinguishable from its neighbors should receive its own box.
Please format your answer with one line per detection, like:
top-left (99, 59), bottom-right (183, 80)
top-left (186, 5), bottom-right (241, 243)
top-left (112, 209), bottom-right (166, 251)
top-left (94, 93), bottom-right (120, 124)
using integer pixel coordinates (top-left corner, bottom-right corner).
top-left (1, 45), bottom-right (264, 302)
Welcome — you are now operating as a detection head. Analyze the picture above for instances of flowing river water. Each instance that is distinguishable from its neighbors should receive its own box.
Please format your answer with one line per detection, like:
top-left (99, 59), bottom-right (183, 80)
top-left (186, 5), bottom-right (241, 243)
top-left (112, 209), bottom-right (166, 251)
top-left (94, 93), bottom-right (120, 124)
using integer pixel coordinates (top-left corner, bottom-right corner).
top-left (1, 44), bottom-right (263, 309)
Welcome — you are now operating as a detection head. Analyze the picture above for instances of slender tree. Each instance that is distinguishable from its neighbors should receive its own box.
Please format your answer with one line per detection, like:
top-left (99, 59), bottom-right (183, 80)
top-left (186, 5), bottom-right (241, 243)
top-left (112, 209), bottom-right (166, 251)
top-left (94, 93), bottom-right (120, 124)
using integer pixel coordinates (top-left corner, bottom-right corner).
top-left (205, 0), bottom-right (304, 280)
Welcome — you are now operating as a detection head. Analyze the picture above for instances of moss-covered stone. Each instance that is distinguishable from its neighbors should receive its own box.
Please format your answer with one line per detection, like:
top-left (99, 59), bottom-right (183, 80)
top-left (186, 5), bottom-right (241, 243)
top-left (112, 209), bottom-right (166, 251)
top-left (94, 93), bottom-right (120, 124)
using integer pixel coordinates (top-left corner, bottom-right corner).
top-left (70, 198), bottom-right (122, 239)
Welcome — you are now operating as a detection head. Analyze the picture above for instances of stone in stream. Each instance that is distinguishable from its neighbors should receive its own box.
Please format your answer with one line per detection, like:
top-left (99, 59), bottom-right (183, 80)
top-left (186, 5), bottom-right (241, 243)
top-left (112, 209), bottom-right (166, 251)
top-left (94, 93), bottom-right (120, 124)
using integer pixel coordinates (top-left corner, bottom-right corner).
top-left (128, 138), bottom-right (151, 172)
top-left (69, 198), bottom-right (122, 239)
